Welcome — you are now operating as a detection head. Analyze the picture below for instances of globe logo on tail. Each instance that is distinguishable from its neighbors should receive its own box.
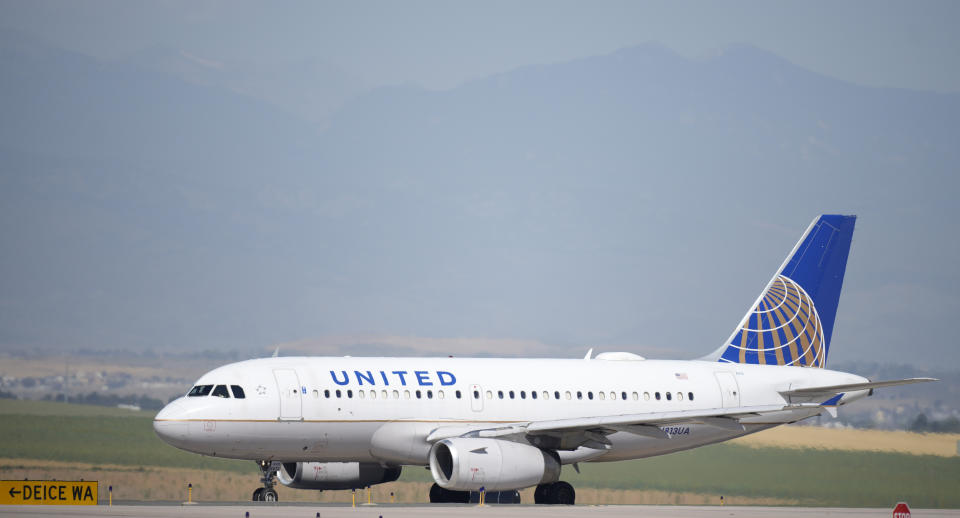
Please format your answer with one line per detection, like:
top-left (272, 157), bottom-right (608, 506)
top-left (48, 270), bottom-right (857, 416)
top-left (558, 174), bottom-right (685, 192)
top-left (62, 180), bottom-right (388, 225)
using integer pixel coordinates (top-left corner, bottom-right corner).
top-left (723, 275), bottom-right (825, 367)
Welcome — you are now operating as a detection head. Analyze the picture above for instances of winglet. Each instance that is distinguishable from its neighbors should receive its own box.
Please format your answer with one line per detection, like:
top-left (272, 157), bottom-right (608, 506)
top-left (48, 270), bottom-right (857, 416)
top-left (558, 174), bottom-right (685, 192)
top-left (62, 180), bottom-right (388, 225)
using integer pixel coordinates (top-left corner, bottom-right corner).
top-left (820, 393), bottom-right (843, 418)
top-left (584, 348), bottom-right (593, 360)
top-left (272, 346), bottom-right (280, 358)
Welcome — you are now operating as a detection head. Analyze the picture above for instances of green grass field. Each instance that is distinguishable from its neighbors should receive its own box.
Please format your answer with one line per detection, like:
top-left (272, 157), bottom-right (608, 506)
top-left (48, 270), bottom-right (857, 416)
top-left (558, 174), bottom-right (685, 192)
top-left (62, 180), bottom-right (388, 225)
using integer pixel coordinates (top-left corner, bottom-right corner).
top-left (2, 400), bottom-right (959, 507)
top-left (0, 400), bottom-right (253, 474)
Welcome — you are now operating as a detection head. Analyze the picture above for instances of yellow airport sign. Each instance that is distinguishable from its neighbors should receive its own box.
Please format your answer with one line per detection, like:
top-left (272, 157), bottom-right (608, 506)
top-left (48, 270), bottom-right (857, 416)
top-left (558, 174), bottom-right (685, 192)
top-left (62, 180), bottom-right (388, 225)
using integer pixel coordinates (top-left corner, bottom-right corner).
top-left (0, 480), bottom-right (98, 505)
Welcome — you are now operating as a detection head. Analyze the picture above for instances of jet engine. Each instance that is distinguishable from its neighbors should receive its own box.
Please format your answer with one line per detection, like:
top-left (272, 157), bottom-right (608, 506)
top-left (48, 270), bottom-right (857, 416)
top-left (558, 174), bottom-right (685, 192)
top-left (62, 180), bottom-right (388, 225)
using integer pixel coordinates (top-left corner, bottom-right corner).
top-left (277, 462), bottom-right (401, 490)
top-left (429, 438), bottom-right (560, 491)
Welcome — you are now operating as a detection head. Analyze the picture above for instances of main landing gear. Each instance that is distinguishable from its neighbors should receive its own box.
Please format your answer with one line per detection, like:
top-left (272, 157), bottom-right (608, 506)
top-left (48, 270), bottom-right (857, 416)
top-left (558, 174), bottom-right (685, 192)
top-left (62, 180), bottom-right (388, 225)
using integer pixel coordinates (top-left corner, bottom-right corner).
top-left (427, 484), bottom-right (521, 504)
top-left (534, 481), bottom-right (575, 505)
top-left (252, 460), bottom-right (279, 502)
top-left (429, 483), bottom-right (470, 503)
top-left (428, 481), bottom-right (574, 505)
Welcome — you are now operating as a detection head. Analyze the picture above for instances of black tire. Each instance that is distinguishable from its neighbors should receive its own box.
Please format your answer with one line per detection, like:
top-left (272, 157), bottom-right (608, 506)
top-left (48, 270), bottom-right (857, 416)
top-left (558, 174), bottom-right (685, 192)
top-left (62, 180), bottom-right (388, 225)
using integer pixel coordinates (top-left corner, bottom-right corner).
top-left (547, 481), bottom-right (575, 505)
top-left (252, 488), bottom-right (263, 501)
top-left (534, 484), bottom-right (549, 504)
top-left (263, 488), bottom-right (278, 502)
top-left (429, 483), bottom-right (446, 503)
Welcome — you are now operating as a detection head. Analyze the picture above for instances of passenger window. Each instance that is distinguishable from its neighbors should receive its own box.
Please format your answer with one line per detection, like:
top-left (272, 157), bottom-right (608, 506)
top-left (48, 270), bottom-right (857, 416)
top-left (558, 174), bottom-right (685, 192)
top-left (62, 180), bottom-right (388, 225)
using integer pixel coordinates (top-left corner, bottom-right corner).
top-left (415, 390), bottom-right (421, 399)
top-left (381, 390), bottom-right (388, 399)
top-left (610, 391), bottom-right (616, 400)
top-left (677, 392), bottom-right (683, 401)
top-left (438, 390), bottom-right (444, 399)
top-left (544, 391), bottom-right (550, 400)
top-left (472, 390), bottom-right (478, 399)
top-left (688, 392), bottom-right (694, 401)
top-left (577, 391), bottom-right (583, 400)
top-left (632, 391), bottom-right (638, 400)
top-left (509, 390), bottom-right (515, 399)
top-left (312, 390), bottom-right (319, 399)
top-left (358, 390), bottom-right (365, 399)
top-left (666, 392), bottom-right (672, 401)
top-left (588, 391), bottom-right (594, 400)
top-left (188, 385), bottom-right (213, 397)
top-left (555, 391), bottom-right (561, 400)
top-left (336, 389), bottom-right (342, 398)
top-left (427, 390), bottom-right (433, 399)
top-left (520, 391), bottom-right (526, 399)
top-left (370, 390), bottom-right (376, 399)
top-left (643, 392), bottom-right (650, 401)
top-left (347, 390), bottom-right (353, 399)
top-left (498, 390), bottom-right (504, 399)
top-left (393, 390), bottom-right (400, 399)
top-left (404, 390), bottom-right (411, 399)
top-left (622, 391), bottom-right (627, 401)
top-left (531, 391), bottom-right (537, 400)
top-left (231, 385), bottom-right (246, 399)
top-left (565, 391), bottom-right (571, 400)
top-left (598, 392), bottom-right (605, 400)
top-left (655, 392), bottom-right (661, 400)
top-left (212, 385), bottom-right (230, 398)
top-left (485, 390), bottom-right (492, 399)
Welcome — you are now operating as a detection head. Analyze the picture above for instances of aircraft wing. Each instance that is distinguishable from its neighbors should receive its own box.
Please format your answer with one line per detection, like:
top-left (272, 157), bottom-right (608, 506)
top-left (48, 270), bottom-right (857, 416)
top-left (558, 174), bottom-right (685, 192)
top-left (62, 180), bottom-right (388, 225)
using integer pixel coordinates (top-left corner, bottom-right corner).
top-left (427, 379), bottom-right (938, 448)
top-left (427, 403), bottom-right (813, 448)
top-left (524, 404), bottom-right (788, 434)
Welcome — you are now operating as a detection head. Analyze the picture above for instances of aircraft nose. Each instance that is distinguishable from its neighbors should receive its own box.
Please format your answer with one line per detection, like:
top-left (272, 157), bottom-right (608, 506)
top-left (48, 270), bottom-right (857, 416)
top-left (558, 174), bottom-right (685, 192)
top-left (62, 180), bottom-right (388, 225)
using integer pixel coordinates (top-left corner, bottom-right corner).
top-left (153, 399), bottom-right (190, 447)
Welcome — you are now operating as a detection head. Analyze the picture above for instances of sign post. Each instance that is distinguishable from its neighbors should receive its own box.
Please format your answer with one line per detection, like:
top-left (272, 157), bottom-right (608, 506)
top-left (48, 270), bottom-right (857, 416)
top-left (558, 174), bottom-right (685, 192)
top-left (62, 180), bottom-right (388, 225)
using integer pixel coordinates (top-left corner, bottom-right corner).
top-left (893, 502), bottom-right (911, 518)
top-left (0, 481), bottom-right (98, 505)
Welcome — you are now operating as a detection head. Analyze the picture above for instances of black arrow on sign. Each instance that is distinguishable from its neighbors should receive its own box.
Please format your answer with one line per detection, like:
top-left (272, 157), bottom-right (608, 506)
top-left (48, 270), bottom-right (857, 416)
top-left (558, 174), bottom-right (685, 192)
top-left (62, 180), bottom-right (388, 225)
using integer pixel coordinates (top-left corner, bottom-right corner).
top-left (9, 487), bottom-right (20, 497)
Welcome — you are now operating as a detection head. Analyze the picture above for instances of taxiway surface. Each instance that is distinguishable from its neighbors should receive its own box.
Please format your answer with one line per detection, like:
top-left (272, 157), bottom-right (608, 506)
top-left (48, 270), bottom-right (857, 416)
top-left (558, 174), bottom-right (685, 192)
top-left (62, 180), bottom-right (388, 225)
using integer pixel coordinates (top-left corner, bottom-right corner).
top-left (1, 505), bottom-right (958, 518)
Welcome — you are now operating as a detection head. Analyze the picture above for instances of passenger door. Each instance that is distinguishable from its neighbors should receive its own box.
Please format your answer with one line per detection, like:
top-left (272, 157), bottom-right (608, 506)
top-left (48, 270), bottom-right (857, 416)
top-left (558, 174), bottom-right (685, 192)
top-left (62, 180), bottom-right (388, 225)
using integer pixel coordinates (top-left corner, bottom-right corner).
top-left (714, 372), bottom-right (741, 408)
top-left (274, 369), bottom-right (302, 421)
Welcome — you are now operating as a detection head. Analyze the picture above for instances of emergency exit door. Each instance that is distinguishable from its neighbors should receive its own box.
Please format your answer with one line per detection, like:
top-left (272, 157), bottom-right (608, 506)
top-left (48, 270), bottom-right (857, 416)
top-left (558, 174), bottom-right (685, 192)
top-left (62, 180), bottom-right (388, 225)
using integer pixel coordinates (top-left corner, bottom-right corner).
top-left (470, 384), bottom-right (483, 412)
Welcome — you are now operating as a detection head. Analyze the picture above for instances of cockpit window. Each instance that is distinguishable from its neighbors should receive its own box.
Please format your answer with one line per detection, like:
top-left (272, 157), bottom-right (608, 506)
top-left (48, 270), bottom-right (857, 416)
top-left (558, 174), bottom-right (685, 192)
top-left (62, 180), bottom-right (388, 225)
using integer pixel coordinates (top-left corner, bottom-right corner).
top-left (231, 385), bottom-right (245, 399)
top-left (188, 385), bottom-right (213, 397)
top-left (212, 385), bottom-right (230, 398)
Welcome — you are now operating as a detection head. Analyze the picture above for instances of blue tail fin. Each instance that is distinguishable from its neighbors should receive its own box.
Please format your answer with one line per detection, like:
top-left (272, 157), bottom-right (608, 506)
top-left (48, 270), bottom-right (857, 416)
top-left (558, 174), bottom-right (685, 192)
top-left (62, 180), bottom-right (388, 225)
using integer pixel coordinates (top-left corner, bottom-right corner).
top-left (706, 215), bottom-right (856, 368)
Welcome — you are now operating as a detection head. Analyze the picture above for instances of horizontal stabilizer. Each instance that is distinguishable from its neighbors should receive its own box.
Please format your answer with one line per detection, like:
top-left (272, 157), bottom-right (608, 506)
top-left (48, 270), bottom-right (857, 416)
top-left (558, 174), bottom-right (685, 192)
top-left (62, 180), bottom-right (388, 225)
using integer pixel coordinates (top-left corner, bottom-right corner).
top-left (780, 377), bottom-right (937, 398)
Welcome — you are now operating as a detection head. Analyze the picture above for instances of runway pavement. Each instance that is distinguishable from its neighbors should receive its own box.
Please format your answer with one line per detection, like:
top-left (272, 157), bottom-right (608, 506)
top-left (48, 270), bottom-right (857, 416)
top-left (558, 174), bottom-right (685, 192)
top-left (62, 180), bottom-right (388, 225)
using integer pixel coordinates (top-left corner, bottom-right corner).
top-left (1, 505), bottom-right (958, 518)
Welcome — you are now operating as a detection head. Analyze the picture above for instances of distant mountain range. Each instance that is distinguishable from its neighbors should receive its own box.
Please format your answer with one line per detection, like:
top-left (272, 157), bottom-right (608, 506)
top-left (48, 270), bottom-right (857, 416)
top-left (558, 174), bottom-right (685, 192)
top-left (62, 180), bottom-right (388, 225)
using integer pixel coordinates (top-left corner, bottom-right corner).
top-left (1, 31), bottom-right (958, 370)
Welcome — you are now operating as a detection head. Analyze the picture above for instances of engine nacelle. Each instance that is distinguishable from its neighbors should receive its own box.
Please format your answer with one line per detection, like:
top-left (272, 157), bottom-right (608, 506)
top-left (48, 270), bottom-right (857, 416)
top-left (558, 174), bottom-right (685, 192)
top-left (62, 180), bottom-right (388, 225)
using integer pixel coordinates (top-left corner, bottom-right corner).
top-left (429, 438), bottom-right (560, 491)
top-left (277, 462), bottom-right (401, 490)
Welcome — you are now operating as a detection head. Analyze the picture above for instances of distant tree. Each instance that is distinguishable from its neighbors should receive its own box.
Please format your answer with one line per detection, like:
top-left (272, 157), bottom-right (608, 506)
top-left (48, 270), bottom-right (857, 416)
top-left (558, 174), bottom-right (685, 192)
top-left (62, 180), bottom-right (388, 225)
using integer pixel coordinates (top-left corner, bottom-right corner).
top-left (909, 413), bottom-right (960, 433)
top-left (910, 413), bottom-right (929, 431)
top-left (20, 377), bottom-right (36, 388)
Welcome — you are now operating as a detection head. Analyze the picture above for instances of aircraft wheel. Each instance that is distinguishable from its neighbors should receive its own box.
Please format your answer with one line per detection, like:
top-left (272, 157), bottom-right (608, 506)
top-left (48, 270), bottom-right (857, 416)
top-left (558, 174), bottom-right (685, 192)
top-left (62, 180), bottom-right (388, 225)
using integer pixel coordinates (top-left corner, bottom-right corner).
top-left (429, 483), bottom-right (446, 503)
top-left (534, 484), bottom-right (549, 504)
top-left (263, 488), bottom-right (278, 502)
top-left (547, 481), bottom-right (575, 505)
top-left (252, 488), bottom-right (263, 501)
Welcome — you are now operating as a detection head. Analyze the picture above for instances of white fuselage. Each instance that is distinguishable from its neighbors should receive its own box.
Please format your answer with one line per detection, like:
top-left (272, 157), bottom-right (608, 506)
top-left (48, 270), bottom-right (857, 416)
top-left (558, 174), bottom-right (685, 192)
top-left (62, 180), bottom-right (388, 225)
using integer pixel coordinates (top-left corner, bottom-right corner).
top-left (153, 355), bottom-right (868, 466)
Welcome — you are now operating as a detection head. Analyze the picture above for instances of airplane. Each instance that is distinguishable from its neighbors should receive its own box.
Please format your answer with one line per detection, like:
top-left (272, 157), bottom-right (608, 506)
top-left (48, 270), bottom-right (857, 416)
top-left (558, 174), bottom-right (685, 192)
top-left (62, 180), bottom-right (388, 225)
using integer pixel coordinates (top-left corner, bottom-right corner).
top-left (154, 214), bottom-right (935, 504)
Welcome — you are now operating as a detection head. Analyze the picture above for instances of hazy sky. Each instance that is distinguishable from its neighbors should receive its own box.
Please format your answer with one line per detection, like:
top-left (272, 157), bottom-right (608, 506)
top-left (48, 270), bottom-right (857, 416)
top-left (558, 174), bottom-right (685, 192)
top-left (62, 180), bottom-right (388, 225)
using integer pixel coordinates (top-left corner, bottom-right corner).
top-left (2, 1), bottom-right (959, 369)
top-left (3, 0), bottom-right (960, 92)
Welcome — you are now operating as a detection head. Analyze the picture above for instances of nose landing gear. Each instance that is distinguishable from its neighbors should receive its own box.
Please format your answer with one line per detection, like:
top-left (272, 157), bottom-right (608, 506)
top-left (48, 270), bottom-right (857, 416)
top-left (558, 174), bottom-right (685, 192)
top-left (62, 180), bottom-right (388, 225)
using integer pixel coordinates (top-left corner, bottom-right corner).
top-left (252, 460), bottom-right (280, 502)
